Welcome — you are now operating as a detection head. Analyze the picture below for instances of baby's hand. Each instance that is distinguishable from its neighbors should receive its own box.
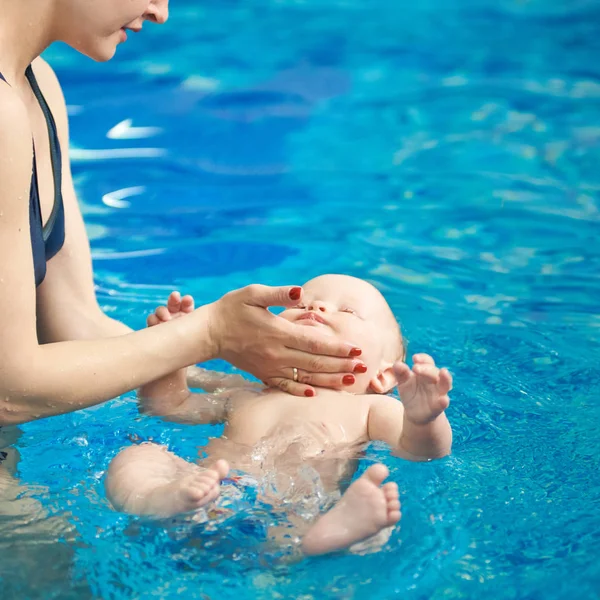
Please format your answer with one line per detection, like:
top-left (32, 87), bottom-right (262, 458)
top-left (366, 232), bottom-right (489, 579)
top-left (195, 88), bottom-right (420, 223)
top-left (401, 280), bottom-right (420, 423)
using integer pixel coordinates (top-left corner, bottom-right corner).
top-left (394, 354), bottom-right (452, 425)
top-left (147, 291), bottom-right (195, 328)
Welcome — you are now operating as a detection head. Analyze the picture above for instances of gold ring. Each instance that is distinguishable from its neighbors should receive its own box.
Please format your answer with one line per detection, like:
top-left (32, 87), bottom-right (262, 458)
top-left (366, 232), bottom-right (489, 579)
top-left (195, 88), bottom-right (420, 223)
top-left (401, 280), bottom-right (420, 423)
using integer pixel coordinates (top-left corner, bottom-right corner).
top-left (292, 367), bottom-right (299, 382)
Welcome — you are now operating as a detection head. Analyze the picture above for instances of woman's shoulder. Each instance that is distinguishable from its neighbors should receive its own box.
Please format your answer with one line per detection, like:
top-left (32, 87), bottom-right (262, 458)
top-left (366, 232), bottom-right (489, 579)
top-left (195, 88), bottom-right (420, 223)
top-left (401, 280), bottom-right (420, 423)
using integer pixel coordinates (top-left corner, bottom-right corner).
top-left (0, 58), bottom-right (69, 208)
top-left (30, 57), bottom-right (68, 124)
top-left (0, 57), bottom-right (65, 141)
top-left (31, 57), bottom-right (62, 92)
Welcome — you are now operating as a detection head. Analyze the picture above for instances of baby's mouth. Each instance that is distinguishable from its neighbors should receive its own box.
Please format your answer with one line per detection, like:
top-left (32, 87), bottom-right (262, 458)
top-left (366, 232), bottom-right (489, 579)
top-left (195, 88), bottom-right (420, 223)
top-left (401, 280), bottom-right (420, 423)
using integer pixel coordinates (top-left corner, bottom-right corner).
top-left (296, 312), bottom-right (328, 326)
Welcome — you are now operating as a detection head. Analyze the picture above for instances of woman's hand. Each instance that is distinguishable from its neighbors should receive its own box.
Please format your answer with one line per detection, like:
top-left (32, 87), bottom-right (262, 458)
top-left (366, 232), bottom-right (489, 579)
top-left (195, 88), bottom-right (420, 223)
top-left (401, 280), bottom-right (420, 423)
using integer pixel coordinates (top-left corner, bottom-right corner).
top-left (206, 284), bottom-right (366, 397)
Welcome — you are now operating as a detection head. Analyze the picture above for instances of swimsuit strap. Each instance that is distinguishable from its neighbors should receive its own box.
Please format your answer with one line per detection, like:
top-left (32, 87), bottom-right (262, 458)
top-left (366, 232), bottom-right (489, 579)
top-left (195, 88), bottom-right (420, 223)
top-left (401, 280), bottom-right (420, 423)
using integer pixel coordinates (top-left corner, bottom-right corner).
top-left (25, 65), bottom-right (64, 242)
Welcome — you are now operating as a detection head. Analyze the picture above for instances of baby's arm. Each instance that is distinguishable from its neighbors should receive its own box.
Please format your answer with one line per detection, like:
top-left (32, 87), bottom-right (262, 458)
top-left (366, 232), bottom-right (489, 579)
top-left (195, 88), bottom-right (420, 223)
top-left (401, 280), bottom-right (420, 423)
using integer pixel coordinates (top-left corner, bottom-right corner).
top-left (367, 354), bottom-right (452, 460)
top-left (186, 365), bottom-right (262, 394)
top-left (140, 380), bottom-right (229, 425)
top-left (140, 292), bottom-right (256, 424)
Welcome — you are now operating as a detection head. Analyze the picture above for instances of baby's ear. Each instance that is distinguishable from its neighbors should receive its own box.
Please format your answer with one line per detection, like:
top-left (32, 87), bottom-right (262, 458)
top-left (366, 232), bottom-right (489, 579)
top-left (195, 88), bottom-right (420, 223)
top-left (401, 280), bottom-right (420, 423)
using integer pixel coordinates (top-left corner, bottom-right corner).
top-left (369, 362), bottom-right (397, 394)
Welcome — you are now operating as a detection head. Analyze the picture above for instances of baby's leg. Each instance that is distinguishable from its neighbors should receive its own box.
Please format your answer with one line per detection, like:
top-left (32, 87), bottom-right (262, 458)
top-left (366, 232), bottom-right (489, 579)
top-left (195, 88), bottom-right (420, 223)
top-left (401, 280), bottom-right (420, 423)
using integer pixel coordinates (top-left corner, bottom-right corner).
top-left (301, 464), bottom-right (401, 556)
top-left (105, 443), bottom-right (229, 518)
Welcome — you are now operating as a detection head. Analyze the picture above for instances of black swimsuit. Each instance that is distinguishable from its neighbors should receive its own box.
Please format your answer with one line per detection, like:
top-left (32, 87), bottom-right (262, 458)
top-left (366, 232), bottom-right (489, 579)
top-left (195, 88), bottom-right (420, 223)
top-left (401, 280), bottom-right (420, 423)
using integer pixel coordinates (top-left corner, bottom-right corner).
top-left (0, 65), bottom-right (65, 287)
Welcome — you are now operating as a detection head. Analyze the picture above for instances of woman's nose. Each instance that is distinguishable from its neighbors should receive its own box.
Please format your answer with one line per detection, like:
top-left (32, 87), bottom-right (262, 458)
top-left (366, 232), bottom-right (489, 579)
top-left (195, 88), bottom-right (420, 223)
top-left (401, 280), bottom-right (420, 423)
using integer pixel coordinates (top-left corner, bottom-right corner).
top-left (145, 0), bottom-right (169, 24)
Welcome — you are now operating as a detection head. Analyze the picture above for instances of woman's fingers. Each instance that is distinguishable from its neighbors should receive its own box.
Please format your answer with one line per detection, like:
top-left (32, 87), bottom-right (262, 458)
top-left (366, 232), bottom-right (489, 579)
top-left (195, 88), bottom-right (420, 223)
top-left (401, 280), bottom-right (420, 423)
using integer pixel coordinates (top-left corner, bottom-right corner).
top-left (210, 284), bottom-right (364, 386)
top-left (282, 320), bottom-right (361, 359)
top-left (280, 348), bottom-right (365, 376)
top-left (243, 285), bottom-right (361, 358)
top-left (242, 284), bottom-right (304, 307)
top-left (264, 377), bottom-right (316, 397)
top-left (295, 369), bottom-right (359, 389)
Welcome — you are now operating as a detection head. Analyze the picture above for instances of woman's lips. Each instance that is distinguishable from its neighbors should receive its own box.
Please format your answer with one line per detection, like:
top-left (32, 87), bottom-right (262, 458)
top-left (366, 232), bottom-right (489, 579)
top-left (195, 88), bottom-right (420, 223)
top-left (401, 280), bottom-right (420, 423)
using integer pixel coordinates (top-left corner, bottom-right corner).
top-left (296, 312), bottom-right (328, 326)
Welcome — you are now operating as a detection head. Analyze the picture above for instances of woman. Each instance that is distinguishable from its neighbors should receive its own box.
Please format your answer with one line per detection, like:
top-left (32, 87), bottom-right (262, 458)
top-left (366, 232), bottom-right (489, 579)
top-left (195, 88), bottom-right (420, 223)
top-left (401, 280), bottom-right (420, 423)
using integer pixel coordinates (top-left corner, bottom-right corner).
top-left (0, 0), bottom-right (366, 429)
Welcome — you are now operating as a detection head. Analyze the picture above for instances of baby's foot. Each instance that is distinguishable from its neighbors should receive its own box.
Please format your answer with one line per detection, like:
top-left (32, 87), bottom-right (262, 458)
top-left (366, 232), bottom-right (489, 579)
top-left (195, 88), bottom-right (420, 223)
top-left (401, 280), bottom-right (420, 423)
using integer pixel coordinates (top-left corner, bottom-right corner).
top-left (395, 354), bottom-right (452, 425)
top-left (147, 291), bottom-right (195, 327)
top-left (147, 460), bottom-right (229, 518)
top-left (301, 464), bottom-right (401, 556)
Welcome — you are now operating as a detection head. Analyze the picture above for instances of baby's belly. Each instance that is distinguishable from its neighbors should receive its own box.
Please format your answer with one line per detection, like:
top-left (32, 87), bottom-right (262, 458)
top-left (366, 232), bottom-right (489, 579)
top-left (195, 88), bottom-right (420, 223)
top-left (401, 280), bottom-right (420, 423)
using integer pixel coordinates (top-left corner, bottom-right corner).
top-left (201, 420), bottom-right (365, 492)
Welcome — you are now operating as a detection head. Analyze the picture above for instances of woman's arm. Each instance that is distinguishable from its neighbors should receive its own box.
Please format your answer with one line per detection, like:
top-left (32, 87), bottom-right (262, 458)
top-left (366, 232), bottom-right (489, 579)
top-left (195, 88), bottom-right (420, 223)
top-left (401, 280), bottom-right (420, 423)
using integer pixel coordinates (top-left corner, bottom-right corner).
top-left (0, 62), bottom-right (364, 426)
top-left (30, 59), bottom-right (363, 398)
top-left (0, 96), bottom-right (220, 425)
top-left (0, 92), bottom-right (351, 426)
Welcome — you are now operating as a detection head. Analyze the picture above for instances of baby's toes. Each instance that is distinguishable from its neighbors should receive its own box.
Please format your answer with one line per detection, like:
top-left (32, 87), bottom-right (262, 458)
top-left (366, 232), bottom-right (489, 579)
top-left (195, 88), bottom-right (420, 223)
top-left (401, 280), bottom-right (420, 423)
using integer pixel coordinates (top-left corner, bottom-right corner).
top-left (213, 460), bottom-right (230, 479)
top-left (387, 507), bottom-right (402, 525)
top-left (187, 479), bottom-right (215, 500)
top-left (193, 470), bottom-right (221, 491)
top-left (202, 483), bottom-right (221, 505)
top-left (190, 480), bottom-right (220, 506)
top-left (383, 481), bottom-right (398, 497)
top-left (386, 496), bottom-right (401, 512)
top-left (383, 483), bottom-right (401, 518)
top-left (187, 482), bottom-right (208, 500)
top-left (383, 482), bottom-right (399, 503)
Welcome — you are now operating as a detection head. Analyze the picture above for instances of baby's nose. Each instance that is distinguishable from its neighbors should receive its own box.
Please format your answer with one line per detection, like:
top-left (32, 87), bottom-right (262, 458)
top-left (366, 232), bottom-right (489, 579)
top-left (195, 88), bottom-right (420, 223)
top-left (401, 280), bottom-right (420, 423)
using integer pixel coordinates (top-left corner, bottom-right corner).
top-left (309, 301), bottom-right (328, 312)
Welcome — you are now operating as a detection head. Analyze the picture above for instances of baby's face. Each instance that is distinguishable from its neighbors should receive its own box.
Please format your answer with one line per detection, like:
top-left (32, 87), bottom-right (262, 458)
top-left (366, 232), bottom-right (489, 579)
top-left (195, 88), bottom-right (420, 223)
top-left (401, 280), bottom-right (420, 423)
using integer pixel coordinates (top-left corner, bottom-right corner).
top-left (280, 274), bottom-right (399, 392)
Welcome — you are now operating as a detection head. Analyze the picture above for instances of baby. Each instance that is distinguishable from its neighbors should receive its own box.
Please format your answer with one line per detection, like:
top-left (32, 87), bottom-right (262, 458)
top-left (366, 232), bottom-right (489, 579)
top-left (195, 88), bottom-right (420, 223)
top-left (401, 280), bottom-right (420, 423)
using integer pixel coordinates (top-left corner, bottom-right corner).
top-left (105, 275), bottom-right (452, 556)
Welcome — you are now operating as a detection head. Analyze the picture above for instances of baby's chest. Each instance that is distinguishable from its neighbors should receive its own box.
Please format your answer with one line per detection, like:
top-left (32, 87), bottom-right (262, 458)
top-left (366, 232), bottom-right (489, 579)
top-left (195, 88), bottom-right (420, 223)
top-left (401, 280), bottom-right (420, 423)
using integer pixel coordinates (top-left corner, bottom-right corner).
top-left (230, 395), bottom-right (370, 447)
top-left (286, 399), bottom-right (368, 441)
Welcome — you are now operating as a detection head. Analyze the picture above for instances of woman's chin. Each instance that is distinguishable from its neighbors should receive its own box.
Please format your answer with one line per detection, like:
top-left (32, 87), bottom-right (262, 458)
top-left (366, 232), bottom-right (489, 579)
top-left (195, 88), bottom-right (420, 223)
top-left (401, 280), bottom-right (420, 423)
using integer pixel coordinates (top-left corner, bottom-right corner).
top-left (70, 38), bottom-right (119, 63)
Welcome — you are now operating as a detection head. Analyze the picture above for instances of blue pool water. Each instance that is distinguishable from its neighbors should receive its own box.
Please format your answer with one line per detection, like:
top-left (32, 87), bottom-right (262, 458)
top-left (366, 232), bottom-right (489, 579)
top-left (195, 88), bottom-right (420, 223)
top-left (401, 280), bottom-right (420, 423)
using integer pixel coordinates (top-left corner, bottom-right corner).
top-left (2, 0), bottom-right (600, 598)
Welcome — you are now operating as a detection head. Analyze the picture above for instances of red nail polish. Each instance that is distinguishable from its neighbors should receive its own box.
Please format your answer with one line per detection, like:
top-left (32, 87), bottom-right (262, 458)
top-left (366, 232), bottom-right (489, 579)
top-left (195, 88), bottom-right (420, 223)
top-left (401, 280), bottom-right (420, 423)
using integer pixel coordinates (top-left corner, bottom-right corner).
top-left (343, 375), bottom-right (355, 385)
top-left (353, 364), bottom-right (367, 374)
top-left (289, 287), bottom-right (302, 301)
top-left (304, 389), bottom-right (314, 397)
top-left (349, 348), bottom-right (362, 357)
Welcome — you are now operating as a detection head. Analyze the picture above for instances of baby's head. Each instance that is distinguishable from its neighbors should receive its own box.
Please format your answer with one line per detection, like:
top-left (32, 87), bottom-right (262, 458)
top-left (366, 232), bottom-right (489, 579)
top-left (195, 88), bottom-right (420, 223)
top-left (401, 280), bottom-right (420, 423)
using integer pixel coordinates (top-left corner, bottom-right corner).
top-left (280, 274), bottom-right (405, 394)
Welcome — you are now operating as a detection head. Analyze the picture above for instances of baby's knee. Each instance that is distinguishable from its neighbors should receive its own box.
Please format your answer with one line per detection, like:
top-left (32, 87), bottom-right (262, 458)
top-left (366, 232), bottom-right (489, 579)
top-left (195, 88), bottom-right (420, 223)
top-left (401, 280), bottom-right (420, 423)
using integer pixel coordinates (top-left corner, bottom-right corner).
top-left (105, 443), bottom-right (170, 503)
top-left (108, 443), bottom-right (155, 475)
